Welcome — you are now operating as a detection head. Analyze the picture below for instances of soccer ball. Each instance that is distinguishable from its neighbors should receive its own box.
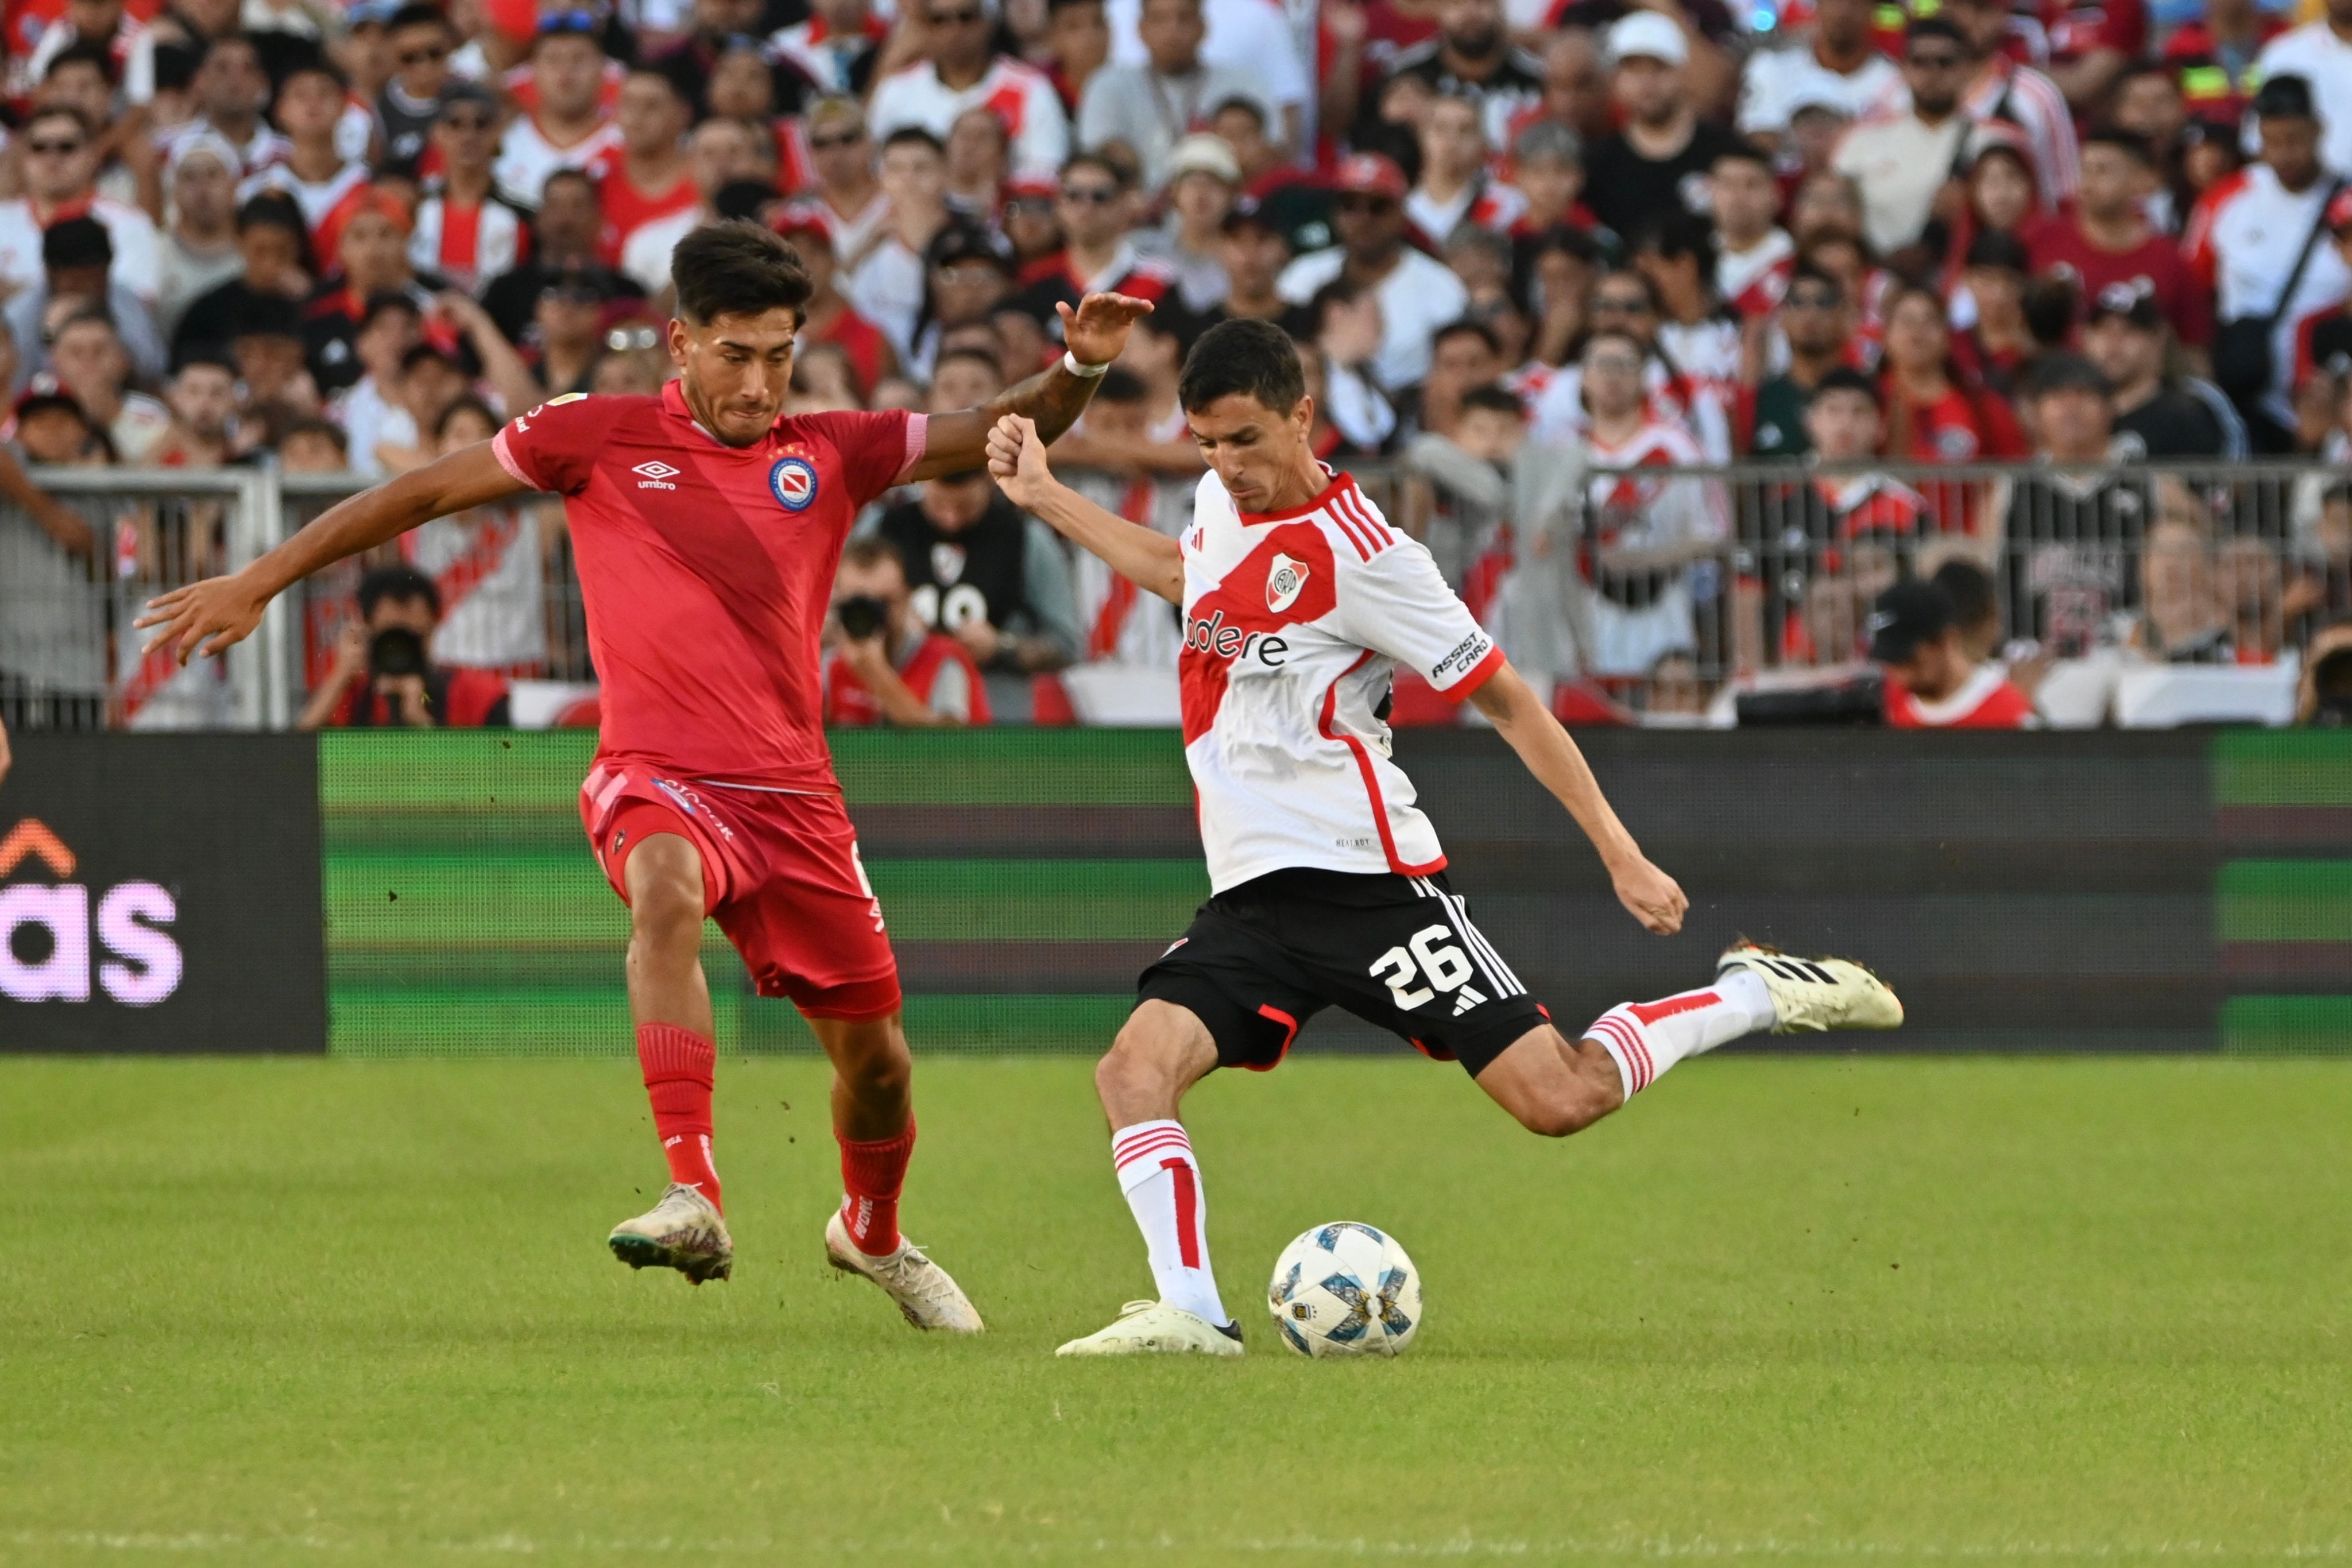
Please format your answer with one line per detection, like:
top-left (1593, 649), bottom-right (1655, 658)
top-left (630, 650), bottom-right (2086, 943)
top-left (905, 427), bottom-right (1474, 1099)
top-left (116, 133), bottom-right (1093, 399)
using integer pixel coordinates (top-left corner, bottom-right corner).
top-left (1266, 1222), bottom-right (1422, 1358)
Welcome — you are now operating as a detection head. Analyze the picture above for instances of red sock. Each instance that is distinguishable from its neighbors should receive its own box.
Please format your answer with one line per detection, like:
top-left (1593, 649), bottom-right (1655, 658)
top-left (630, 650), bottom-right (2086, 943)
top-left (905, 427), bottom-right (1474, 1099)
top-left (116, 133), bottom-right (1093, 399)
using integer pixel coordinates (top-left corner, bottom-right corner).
top-left (837, 1119), bottom-right (915, 1256)
top-left (637, 1023), bottom-right (721, 1212)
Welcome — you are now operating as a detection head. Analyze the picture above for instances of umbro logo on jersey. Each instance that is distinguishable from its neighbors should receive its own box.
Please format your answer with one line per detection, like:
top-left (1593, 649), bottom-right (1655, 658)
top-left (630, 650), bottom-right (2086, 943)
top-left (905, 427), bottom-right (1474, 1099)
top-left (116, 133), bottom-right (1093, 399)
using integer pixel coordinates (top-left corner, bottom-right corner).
top-left (633, 460), bottom-right (679, 490)
top-left (1266, 553), bottom-right (1310, 613)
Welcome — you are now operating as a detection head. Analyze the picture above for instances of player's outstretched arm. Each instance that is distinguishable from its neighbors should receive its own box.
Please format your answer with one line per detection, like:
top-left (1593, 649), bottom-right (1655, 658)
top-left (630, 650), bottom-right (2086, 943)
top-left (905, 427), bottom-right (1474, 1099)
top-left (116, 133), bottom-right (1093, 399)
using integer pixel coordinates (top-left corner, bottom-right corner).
top-left (1468, 661), bottom-right (1688, 936)
top-left (987, 415), bottom-right (1183, 605)
top-left (907, 292), bottom-right (1156, 482)
top-left (135, 442), bottom-right (529, 665)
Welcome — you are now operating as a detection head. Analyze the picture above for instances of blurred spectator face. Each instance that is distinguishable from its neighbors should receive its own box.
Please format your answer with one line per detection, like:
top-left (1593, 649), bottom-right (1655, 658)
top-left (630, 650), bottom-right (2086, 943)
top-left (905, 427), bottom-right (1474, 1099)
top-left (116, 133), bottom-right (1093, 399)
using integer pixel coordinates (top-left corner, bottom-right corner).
top-left (593, 350), bottom-right (667, 395)
top-left (533, 34), bottom-right (608, 123)
top-left (1541, 32), bottom-right (1606, 136)
top-left (1901, 31), bottom-right (1967, 120)
top-left (1580, 335), bottom-right (1644, 420)
top-left (535, 280), bottom-right (602, 355)
top-left (1969, 149), bottom-right (2033, 233)
top-left (695, 0), bottom-right (765, 34)
top-left (1813, 0), bottom-right (1871, 49)
top-left (1884, 290), bottom-right (1949, 377)
top-left (175, 149), bottom-right (238, 234)
top-left (926, 0), bottom-right (995, 75)
top-left (436, 402), bottom-right (497, 455)
top-left (1588, 274), bottom-right (1657, 348)
top-left (834, 546), bottom-right (915, 643)
top-left (1787, 104), bottom-right (1852, 176)
top-left (1940, 0), bottom-right (2006, 57)
top-left (1427, 327), bottom-right (1499, 406)
top-left (392, 18), bottom-right (452, 101)
top-left (2032, 384), bottom-right (2113, 460)
top-left (51, 316), bottom-right (126, 408)
top-left (1453, 398), bottom-right (1523, 461)
top-left (930, 351), bottom-right (1004, 410)
top-left (919, 470), bottom-right (995, 534)
top-left (23, 111), bottom-right (95, 204)
top-left (2113, 72), bottom-right (2184, 148)
top-left (618, 71), bottom-right (691, 158)
top-left (811, 117), bottom-right (875, 195)
top-left (792, 342), bottom-right (860, 411)
top-left (1333, 188), bottom-right (1406, 265)
top-left (1169, 168), bottom-right (1232, 233)
top-left (2141, 517), bottom-right (2212, 624)
top-left (279, 425), bottom-right (347, 470)
top-left (340, 209), bottom-right (411, 293)
top-left (947, 108), bottom-right (1009, 191)
top-left (1882, 622), bottom-right (1969, 698)
top-left (170, 362), bottom-right (237, 443)
top-left (2216, 536), bottom-right (2284, 646)
top-left (1612, 55), bottom-right (1680, 129)
top-left (881, 136), bottom-right (947, 211)
top-left (691, 119), bottom-right (765, 197)
top-left (537, 175), bottom-right (604, 257)
top-left (402, 349), bottom-right (466, 428)
top-left (1139, 0), bottom-right (1204, 75)
top-left (1804, 384), bottom-right (1881, 461)
top-left (1084, 385), bottom-right (1148, 443)
top-left (994, 307), bottom-right (1049, 373)
top-left (710, 46), bottom-right (777, 119)
top-left (2184, 125), bottom-right (2246, 194)
top-left (1118, 315), bottom-right (1183, 382)
top-left (277, 68), bottom-right (345, 144)
top-left (1419, 96), bottom-right (1485, 185)
top-left (1790, 170), bottom-right (1863, 244)
top-left (1514, 149), bottom-right (1583, 226)
top-left (1710, 154), bottom-right (1780, 246)
top-left (2083, 309), bottom-right (2159, 391)
top-left (1211, 99), bottom-right (1274, 179)
top-left (1378, 72), bottom-right (1434, 130)
top-left (931, 253), bottom-right (1009, 327)
top-left (1647, 651), bottom-right (1705, 713)
top-left (1003, 187), bottom-right (1061, 259)
top-left (366, 583), bottom-right (438, 639)
top-left (1781, 274), bottom-right (1850, 356)
top-left (1057, 163), bottom-right (1130, 249)
top-left (1437, 0), bottom-right (1504, 56)
top-left (779, 229), bottom-right (838, 296)
top-left (18, 402), bottom-right (92, 463)
top-left (1445, 226), bottom-right (1512, 303)
top-left (434, 97), bottom-right (498, 178)
top-left (234, 328), bottom-right (307, 402)
top-left (2260, 110), bottom-right (2324, 190)
top-left (42, 60), bottom-right (110, 130)
top-left (1049, 0), bottom-right (1111, 86)
top-left (1965, 257), bottom-right (2025, 323)
top-left (194, 36), bottom-right (266, 123)
top-left (2077, 140), bottom-right (2149, 223)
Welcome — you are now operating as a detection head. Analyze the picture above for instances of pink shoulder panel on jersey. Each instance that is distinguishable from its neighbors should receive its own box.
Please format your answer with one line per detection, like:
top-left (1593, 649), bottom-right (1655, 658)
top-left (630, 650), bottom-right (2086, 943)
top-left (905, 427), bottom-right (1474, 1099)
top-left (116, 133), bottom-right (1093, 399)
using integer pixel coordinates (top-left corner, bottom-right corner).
top-left (490, 427), bottom-right (537, 490)
top-left (892, 412), bottom-right (930, 487)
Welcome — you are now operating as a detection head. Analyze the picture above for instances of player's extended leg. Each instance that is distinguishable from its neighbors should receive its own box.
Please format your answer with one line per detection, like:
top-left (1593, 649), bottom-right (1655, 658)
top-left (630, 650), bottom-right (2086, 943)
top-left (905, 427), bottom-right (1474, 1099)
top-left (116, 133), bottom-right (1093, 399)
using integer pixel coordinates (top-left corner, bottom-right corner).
top-left (1477, 947), bottom-right (1902, 1135)
top-left (1056, 1000), bottom-right (1243, 1358)
top-left (810, 1012), bottom-right (984, 1333)
top-left (608, 831), bottom-right (736, 1284)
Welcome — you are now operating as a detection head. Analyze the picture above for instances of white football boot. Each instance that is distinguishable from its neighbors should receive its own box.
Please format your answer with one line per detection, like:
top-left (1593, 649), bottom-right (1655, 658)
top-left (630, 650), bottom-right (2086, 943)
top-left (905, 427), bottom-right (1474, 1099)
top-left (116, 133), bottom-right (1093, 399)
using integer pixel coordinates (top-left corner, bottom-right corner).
top-left (608, 1182), bottom-right (733, 1283)
top-left (823, 1209), bottom-right (985, 1333)
top-left (1717, 942), bottom-right (1905, 1033)
top-left (1055, 1300), bottom-right (1245, 1358)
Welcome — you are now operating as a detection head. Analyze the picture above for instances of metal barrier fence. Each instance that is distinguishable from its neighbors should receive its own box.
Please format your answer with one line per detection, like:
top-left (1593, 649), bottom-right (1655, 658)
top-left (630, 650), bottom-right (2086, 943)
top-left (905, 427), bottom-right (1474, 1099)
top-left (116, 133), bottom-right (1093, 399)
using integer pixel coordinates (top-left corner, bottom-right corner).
top-left (4, 458), bottom-right (2347, 731)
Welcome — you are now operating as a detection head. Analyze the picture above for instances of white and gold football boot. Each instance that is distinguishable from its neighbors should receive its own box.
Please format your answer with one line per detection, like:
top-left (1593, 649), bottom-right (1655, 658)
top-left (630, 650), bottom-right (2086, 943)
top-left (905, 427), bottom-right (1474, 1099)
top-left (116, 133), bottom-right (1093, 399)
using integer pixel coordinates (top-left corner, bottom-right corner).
top-left (608, 1182), bottom-right (733, 1283)
top-left (1055, 1300), bottom-right (1244, 1357)
top-left (823, 1210), bottom-right (984, 1333)
top-left (1717, 942), bottom-right (1905, 1033)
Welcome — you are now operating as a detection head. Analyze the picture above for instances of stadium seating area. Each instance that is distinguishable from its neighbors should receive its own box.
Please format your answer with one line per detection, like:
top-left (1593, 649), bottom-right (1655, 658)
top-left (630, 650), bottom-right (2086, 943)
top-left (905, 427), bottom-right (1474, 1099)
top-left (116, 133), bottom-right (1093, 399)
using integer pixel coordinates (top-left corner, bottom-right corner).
top-left (3, 0), bottom-right (2352, 730)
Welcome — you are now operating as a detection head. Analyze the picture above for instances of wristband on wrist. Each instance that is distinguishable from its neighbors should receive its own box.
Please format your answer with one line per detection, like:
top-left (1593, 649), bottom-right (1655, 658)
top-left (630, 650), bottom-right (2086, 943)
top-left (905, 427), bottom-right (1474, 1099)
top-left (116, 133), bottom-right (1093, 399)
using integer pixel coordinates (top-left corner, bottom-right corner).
top-left (1062, 350), bottom-right (1109, 378)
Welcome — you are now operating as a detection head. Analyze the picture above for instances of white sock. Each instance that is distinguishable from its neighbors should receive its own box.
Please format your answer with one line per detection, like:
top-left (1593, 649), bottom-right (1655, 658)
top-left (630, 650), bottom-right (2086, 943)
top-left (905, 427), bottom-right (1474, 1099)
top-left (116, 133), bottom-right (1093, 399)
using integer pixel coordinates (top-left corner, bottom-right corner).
top-left (1585, 969), bottom-right (1776, 1097)
top-left (1110, 1120), bottom-right (1229, 1326)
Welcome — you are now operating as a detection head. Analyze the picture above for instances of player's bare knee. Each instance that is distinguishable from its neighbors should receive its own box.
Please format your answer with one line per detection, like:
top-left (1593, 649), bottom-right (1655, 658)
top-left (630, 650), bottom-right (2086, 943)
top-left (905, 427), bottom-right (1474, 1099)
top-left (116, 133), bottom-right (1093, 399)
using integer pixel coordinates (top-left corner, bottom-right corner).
top-left (834, 1020), bottom-right (910, 1098)
top-left (1097, 1003), bottom-right (1202, 1111)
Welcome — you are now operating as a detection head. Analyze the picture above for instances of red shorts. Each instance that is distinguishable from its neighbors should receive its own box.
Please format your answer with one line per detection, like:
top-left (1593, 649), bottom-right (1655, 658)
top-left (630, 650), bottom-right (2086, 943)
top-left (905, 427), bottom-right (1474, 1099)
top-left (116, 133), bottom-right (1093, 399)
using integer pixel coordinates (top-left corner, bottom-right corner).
top-left (579, 760), bottom-right (902, 1020)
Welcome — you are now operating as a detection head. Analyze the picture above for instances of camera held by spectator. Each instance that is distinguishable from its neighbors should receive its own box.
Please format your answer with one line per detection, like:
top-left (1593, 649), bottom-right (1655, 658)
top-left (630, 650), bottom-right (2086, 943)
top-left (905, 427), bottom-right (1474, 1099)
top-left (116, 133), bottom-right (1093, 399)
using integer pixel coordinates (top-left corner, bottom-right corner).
top-left (297, 566), bottom-right (513, 730)
top-left (823, 536), bottom-right (991, 727)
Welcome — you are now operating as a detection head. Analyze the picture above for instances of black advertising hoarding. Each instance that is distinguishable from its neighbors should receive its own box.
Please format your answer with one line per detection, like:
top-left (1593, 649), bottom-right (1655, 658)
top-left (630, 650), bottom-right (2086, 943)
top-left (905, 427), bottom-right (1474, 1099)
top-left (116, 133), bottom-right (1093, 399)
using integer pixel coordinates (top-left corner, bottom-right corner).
top-left (0, 734), bottom-right (325, 1052)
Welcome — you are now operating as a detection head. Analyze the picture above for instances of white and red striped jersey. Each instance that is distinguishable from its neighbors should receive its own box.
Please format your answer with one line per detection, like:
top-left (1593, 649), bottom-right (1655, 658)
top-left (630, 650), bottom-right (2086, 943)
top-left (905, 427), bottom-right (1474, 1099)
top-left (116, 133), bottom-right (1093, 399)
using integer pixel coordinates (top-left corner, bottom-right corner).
top-left (494, 115), bottom-right (622, 211)
top-left (159, 118), bottom-right (292, 179)
top-left (866, 57), bottom-right (1069, 183)
top-left (409, 193), bottom-right (531, 297)
top-left (403, 505), bottom-right (548, 672)
top-left (0, 195), bottom-right (157, 299)
top-left (1514, 357), bottom-right (1734, 462)
top-left (1717, 228), bottom-right (1794, 319)
top-left (1580, 420), bottom-right (1720, 571)
top-left (1178, 467), bottom-right (1502, 892)
top-left (1962, 59), bottom-right (2078, 210)
top-left (1068, 469), bottom-right (1185, 667)
top-left (1403, 180), bottom-right (1527, 250)
top-left (237, 161), bottom-right (373, 264)
top-left (2184, 165), bottom-right (2352, 423)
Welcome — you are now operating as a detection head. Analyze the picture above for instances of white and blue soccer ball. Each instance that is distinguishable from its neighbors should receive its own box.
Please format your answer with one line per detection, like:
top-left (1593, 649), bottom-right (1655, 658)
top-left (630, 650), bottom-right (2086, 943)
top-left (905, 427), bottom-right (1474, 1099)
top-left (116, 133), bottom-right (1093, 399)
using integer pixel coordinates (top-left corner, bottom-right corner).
top-left (1266, 1222), bottom-right (1422, 1358)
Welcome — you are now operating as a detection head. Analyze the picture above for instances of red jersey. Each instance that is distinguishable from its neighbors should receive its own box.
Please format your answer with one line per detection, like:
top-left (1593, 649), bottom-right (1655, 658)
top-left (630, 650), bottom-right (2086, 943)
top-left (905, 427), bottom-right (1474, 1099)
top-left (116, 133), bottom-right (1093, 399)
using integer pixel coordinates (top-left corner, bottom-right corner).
top-left (813, 304), bottom-right (895, 396)
top-left (585, 149), bottom-right (699, 266)
top-left (2025, 218), bottom-right (2212, 346)
top-left (491, 385), bottom-right (928, 787)
top-left (1884, 664), bottom-right (2037, 728)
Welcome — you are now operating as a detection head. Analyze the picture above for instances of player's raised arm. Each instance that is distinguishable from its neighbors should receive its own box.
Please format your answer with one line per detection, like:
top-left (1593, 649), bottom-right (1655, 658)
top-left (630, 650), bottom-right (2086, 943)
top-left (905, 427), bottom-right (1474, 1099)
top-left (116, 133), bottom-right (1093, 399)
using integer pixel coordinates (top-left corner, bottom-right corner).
top-left (134, 442), bottom-right (529, 665)
top-left (987, 414), bottom-right (1183, 605)
top-left (906, 292), bottom-right (1156, 482)
top-left (1467, 663), bottom-right (1689, 936)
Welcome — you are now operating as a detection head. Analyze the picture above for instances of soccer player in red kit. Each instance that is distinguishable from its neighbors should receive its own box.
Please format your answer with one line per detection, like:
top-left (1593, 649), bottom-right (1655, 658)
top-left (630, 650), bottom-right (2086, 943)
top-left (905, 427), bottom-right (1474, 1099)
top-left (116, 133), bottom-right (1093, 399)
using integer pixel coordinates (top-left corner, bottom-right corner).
top-left (138, 222), bottom-right (1154, 1331)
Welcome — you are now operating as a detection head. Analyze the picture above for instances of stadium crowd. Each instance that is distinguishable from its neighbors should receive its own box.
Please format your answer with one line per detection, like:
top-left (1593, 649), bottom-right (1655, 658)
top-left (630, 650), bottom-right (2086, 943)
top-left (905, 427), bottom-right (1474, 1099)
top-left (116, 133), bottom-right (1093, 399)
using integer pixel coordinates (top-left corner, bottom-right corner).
top-left (1, 0), bottom-right (2351, 730)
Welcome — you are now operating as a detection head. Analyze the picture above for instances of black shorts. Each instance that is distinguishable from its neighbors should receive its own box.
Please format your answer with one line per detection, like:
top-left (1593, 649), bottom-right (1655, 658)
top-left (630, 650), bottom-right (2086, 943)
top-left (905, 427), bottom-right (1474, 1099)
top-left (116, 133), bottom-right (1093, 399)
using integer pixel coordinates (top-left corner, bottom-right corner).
top-left (1135, 867), bottom-right (1550, 1078)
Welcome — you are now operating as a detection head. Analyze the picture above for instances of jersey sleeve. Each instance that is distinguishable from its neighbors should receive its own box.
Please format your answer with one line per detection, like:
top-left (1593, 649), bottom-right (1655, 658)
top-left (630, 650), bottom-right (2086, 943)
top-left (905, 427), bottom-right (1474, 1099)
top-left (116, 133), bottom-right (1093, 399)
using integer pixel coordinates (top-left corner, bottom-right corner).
top-left (805, 408), bottom-right (926, 508)
top-left (1336, 536), bottom-right (1504, 703)
top-left (491, 392), bottom-right (623, 497)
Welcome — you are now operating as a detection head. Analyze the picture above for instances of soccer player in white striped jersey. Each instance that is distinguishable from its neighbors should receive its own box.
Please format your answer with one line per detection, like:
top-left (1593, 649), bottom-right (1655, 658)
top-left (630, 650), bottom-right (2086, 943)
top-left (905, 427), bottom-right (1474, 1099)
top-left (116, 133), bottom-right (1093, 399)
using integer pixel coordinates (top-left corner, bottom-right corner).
top-left (986, 318), bottom-right (1904, 1357)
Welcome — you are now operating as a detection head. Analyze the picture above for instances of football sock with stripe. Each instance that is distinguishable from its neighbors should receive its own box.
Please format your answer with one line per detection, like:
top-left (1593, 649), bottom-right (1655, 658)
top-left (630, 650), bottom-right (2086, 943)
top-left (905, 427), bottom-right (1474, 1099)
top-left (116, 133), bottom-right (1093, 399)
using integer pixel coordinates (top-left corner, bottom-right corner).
top-left (1111, 1120), bottom-right (1231, 1327)
top-left (1584, 970), bottom-right (1776, 1098)
top-left (637, 1022), bottom-right (722, 1211)
top-left (837, 1120), bottom-right (915, 1257)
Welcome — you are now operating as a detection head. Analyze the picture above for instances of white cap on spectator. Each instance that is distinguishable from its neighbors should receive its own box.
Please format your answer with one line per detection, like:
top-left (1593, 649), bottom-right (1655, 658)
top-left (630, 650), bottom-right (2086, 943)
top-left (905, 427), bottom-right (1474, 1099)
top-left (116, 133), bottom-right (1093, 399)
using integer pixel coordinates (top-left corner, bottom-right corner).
top-left (1166, 133), bottom-right (1241, 187)
top-left (1607, 11), bottom-right (1688, 67)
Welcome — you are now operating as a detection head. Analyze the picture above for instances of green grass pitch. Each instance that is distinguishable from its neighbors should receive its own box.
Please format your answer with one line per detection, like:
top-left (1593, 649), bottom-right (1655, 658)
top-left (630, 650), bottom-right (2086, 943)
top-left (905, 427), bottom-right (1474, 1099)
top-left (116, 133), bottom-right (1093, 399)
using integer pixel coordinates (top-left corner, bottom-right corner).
top-left (5, 1054), bottom-right (2350, 1565)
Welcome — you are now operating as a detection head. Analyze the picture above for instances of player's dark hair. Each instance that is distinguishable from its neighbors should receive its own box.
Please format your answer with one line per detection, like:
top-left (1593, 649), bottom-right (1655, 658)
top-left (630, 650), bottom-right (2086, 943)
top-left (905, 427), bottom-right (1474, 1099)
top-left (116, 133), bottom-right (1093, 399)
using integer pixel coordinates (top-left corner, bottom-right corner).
top-left (1459, 383), bottom-right (1525, 420)
top-left (359, 564), bottom-right (440, 621)
top-left (671, 219), bottom-right (813, 327)
top-left (1094, 365), bottom-right (1148, 404)
top-left (1811, 365), bottom-right (1881, 408)
top-left (1179, 316), bottom-right (1305, 415)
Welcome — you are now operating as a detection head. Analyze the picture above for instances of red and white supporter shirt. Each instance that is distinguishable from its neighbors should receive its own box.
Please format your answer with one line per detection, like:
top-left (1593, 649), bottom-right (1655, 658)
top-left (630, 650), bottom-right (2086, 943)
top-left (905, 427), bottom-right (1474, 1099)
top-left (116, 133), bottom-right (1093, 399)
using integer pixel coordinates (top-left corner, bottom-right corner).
top-left (495, 115), bottom-right (623, 211)
top-left (490, 386), bottom-right (929, 786)
top-left (866, 57), bottom-right (1069, 183)
top-left (1177, 466), bottom-right (1502, 892)
top-left (237, 161), bottom-right (373, 266)
top-left (409, 194), bottom-right (531, 297)
top-left (1884, 663), bottom-right (2037, 728)
top-left (403, 504), bottom-right (547, 671)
